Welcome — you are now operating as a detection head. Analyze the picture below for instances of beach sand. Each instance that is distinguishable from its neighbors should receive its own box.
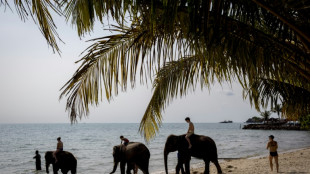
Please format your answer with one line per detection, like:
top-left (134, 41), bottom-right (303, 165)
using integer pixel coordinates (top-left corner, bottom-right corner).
top-left (192, 147), bottom-right (310, 174)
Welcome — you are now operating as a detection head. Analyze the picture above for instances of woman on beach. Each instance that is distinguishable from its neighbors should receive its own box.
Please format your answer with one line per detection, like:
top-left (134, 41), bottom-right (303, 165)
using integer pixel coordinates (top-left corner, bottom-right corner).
top-left (266, 135), bottom-right (279, 173)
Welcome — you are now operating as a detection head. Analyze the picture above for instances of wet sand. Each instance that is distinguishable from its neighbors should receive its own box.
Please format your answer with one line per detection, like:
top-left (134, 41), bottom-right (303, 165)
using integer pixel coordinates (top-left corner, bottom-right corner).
top-left (192, 147), bottom-right (310, 174)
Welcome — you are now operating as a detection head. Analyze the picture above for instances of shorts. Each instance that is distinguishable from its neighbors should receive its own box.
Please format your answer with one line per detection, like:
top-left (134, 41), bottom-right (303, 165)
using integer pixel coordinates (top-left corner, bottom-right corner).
top-left (270, 151), bottom-right (278, 157)
top-left (186, 132), bottom-right (193, 137)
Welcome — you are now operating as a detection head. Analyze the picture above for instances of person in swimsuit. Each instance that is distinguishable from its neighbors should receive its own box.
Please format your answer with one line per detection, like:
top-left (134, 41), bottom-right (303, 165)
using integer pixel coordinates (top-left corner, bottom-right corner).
top-left (53, 137), bottom-right (63, 163)
top-left (120, 135), bottom-right (129, 146)
top-left (266, 135), bottom-right (279, 173)
top-left (185, 117), bottom-right (194, 149)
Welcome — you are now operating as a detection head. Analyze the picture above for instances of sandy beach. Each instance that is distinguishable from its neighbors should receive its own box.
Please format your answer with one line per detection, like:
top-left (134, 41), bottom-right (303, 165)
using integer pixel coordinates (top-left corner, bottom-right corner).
top-left (192, 147), bottom-right (310, 174)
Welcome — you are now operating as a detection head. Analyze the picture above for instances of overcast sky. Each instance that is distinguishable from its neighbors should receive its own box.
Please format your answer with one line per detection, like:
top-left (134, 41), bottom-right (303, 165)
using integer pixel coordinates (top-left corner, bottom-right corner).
top-left (0, 7), bottom-right (275, 124)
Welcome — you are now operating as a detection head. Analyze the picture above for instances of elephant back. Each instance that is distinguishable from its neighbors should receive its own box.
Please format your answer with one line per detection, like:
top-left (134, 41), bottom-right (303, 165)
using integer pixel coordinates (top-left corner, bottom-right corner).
top-left (56, 151), bottom-right (77, 164)
top-left (124, 142), bottom-right (150, 160)
top-left (180, 134), bottom-right (219, 160)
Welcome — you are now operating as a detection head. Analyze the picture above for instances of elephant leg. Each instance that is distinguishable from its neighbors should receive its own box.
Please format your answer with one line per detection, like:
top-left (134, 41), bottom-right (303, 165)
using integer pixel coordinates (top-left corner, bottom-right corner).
top-left (184, 161), bottom-right (190, 174)
top-left (126, 162), bottom-right (134, 174)
top-left (120, 161), bottom-right (126, 174)
top-left (212, 160), bottom-right (222, 174)
top-left (203, 159), bottom-right (210, 174)
top-left (61, 168), bottom-right (68, 174)
top-left (180, 163), bottom-right (185, 174)
top-left (53, 164), bottom-right (58, 174)
top-left (175, 162), bottom-right (181, 174)
top-left (134, 164), bottom-right (138, 174)
top-left (136, 160), bottom-right (149, 174)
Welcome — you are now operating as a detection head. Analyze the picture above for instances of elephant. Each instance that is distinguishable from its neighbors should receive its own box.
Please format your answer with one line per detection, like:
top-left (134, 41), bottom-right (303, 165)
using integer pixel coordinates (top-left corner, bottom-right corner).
top-left (45, 151), bottom-right (77, 174)
top-left (164, 134), bottom-right (222, 174)
top-left (110, 142), bottom-right (150, 174)
top-left (176, 150), bottom-right (191, 174)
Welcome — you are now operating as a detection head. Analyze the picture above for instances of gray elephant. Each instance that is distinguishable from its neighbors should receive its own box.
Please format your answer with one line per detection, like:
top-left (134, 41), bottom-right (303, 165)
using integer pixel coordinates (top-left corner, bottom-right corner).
top-left (164, 134), bottom-right (222, 174)
top-left (45, 151), bottom-right (77, 174)
top-left (110, 142), bottom-right (150, 174)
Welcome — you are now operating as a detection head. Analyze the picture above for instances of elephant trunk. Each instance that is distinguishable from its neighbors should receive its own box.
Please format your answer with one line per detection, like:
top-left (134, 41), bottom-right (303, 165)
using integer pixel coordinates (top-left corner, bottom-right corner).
top-left (164, 149), bottom-right (169, 174)
top-left (110, 161), bottom-right (119, 174)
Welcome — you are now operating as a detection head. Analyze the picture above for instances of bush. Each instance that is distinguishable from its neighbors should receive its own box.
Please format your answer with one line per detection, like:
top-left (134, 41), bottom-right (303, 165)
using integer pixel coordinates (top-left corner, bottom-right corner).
top-left (299, 114), bottom-right (310, 130)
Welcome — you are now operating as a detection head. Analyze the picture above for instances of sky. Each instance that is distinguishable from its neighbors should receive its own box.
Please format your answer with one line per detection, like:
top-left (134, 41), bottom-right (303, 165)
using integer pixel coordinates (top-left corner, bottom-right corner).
top-left (0, 6), bottom-right (276, 124)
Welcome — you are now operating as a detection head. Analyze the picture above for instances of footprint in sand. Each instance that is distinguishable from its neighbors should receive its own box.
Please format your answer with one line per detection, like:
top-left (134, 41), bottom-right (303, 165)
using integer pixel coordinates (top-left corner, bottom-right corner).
top-left (227, 165), bottom-right (234, 169)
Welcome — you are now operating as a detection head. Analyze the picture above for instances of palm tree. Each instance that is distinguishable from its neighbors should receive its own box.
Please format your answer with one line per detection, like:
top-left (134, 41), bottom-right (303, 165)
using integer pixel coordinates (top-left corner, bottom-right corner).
top-left (271, 104), bottom-right (282, 120)
top-left (260, 111), bottom-right (271, 124)
top-left (2, 0), bottom-right (310, 140)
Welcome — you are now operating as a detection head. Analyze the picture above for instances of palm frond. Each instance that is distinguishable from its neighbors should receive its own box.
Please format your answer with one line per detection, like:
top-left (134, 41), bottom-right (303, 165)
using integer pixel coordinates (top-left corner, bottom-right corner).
top-left (63, 0), bottom-right (128, 36)
top-left (59, 25), bottom-right (148, 121)
top-left (139, 53), bottom-right (236, 140)
top-left (139, 56), bottom-right (205, 140)
top-left (59, 22), bottom-right (186, 121)
top-left (56, 0), bottom-right (310, 140)
top-left (244, 78), bottom-right (310, 119)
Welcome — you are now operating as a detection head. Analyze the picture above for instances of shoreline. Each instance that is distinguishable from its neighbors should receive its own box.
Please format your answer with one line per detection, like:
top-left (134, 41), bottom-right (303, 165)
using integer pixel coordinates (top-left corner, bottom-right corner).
top-left (151, 147), bottom-right (310, 174)
top-left (190, 146), bottom-right (310, 174)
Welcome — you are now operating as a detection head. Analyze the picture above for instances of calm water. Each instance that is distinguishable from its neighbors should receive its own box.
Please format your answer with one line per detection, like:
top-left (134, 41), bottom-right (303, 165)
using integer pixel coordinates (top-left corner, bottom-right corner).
top-left (0, 123), bottom-right (309, 174)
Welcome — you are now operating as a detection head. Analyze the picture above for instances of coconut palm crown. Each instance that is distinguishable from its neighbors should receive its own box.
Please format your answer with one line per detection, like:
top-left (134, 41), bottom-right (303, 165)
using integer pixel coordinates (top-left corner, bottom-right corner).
top-left (2, 0), bottom-right (310, 140)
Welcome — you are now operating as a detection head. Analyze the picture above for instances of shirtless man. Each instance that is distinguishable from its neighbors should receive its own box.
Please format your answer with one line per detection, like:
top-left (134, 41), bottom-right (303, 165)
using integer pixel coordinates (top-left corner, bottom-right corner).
top-left (266, 135), bottom-right (279, 173)
top-left (53, 137), bottom-right (63, 163)
top-left (185, 117), bottom-right (194, 149)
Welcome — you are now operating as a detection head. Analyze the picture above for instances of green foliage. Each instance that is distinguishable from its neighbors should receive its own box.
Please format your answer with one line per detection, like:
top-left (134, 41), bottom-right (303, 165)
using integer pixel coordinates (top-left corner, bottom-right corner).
top-left (260, 110), bottom-right (271, 121)
top-left (246, 116), bottom-right (263, 123)
top-left (300, 114), bottom-right (310, 130)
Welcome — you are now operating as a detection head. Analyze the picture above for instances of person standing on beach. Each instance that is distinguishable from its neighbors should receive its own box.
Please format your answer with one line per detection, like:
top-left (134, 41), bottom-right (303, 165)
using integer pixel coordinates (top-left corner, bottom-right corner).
top-left (33, 150), bottom-right (41, 170)
top-left (185, 117), bottom-right (194, 149)
top-left (266, 135), bottom-right (279, 173)
top-left (120, 135), bottom-right (129, 146)
top-left (53, 137), bottom-right (63, 163)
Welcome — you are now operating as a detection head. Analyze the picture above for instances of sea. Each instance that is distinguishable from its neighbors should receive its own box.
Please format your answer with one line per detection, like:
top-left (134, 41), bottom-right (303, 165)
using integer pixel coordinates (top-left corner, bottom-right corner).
top-left (0, 123), bottom-right (309, 174)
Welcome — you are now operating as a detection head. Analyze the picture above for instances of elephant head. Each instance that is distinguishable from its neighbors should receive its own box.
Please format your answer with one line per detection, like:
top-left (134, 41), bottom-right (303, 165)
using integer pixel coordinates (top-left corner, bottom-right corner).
top-left (164, 135), bottom-right (180, 174)
top-left (44, 151), bottom-right (55, 173)
top-left (111, 145), bottom-right (123, 173)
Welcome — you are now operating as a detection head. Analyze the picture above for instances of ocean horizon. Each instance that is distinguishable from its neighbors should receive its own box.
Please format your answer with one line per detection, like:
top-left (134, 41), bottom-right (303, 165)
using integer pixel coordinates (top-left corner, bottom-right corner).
top-left (1, 123), bottom-right (309, 174)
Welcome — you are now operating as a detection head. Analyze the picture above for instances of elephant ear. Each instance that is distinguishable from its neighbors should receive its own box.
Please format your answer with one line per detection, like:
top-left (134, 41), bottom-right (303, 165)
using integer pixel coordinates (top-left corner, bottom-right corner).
top-left (113, 146), bottom-right (123, 160)
top-left (178, 136), bottom-right (189, 149)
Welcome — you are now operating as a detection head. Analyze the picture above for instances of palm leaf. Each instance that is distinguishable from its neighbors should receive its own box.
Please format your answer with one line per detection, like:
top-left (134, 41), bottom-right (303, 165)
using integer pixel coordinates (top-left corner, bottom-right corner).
top-left (244, 78), bottom-right (310, 119)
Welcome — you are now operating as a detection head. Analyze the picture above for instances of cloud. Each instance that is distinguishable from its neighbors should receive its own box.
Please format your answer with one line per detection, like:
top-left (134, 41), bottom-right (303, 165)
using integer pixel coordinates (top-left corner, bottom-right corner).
top-left (216, 89), bottom-right (235, 96)
top-left (224, 91), bottom-right (235, 96)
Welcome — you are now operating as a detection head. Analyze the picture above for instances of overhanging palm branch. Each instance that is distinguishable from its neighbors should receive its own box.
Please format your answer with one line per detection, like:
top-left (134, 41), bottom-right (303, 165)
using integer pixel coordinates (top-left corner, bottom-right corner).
top-left (59, 23), bottom-right (188, 121)
top-left (60, 6), bottom-right (310, 140)
top-left (3, 0), bottom-right (310, 140)
top-left (139, 55), bottom-right (235, 140)
top-left (63, 0), bottom-right (131, 37)
top-left (244, 78), bottom-right (310, 120)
